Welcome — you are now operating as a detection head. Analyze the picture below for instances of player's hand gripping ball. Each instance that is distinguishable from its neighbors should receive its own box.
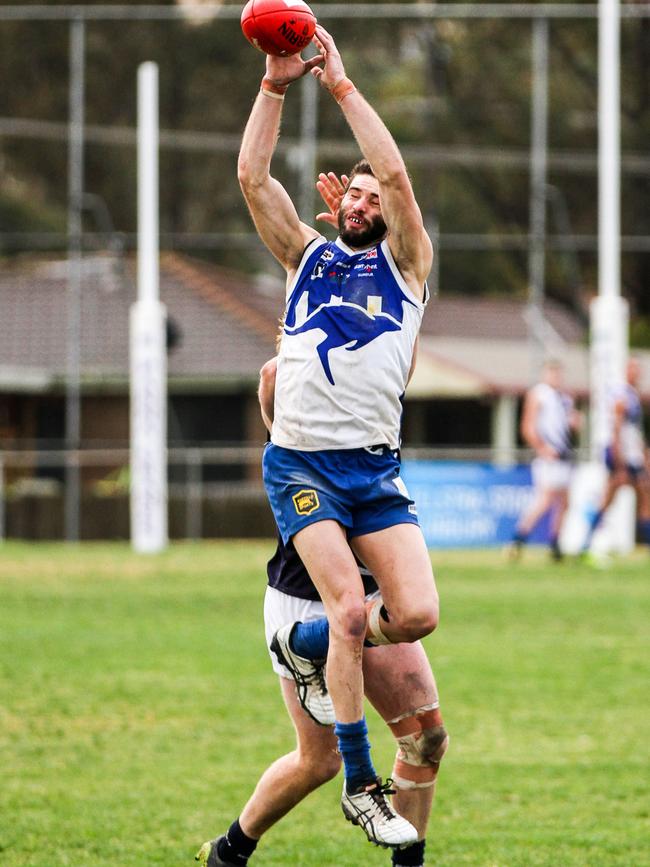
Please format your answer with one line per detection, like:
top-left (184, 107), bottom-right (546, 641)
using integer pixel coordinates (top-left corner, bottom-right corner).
top-left (241, 0), bottom-right (317, 57)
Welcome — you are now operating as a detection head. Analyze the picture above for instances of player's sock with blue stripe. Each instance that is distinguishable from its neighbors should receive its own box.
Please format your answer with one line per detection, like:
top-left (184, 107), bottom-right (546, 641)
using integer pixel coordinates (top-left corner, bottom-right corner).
top-left (335, 717), bottom-right (376, 792)
top-left (290, 615), bottom-right (382, 657)
top-left (392, 839), bottom-right (426, 866)
top-left (217, 818), bottom-right (257, 865)
top-left (638, 518), bottom-right (650, 546)
top-left (290, 618), bottom-right (330, 660)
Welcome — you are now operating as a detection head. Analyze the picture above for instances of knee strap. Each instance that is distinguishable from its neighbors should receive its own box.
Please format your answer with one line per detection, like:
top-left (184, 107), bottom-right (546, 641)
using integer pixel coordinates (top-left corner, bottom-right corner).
top-left (365, 598), bottom-right (393, 646)
top-left (388, 707), bottom-right (449, 790)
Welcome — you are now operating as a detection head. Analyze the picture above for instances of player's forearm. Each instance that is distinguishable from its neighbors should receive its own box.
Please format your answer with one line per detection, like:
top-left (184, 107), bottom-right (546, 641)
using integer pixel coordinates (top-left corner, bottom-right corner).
top-left (521, 417), bottom-right (545, 453)
top-left (337, 88), bottom-right (407, 185)
top-left (611, 416), bottom-right (624, 458)
top-left (238, 91), bottom-right (283, 190)
top-left (523, 430), bottom-right (543, 452)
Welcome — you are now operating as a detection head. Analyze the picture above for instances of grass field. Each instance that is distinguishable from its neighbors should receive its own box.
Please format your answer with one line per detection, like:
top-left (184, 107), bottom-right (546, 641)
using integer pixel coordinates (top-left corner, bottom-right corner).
top-left (1, 541), bottom-right (648, 867)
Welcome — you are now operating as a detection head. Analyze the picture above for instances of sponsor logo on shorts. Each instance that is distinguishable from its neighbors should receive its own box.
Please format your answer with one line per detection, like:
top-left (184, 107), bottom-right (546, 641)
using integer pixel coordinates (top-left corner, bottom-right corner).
top-left (292, 489), bottom-right (320, 516)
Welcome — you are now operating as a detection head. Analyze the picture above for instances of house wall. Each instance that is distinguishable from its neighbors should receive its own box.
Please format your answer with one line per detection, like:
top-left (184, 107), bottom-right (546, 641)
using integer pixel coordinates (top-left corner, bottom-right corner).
top-left (402, 398), bottom-right (494, 447)
top-left (0, 394), bottom-right (57, 485)
top-left (82, 396), bottom-right (129, 443)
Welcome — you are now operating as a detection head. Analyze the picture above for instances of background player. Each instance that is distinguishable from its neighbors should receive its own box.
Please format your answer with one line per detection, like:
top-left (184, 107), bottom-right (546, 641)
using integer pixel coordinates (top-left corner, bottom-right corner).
top-left (238, 25), bottom-right (438, 847)
top-left (581, 356), bottom-right (650, 556)
top-left (510, 359), bottom-right (580, 561)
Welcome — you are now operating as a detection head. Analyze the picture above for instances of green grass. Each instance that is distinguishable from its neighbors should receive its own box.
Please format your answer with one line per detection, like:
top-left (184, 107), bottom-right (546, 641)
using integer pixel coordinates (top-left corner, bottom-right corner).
top-left (1, 542), bottom-right (649, 866)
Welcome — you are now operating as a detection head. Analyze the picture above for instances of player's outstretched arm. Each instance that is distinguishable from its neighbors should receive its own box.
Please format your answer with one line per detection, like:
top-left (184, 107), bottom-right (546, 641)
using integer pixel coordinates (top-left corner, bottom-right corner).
top-left (311, 26), bottom-right (432, 296)
top-left (238, 51), bottom-right (323, 272)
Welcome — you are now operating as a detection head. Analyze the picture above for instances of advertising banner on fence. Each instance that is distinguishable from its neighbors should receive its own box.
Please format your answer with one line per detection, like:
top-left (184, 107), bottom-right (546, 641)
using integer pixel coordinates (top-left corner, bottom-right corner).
top-left (401, 460), bottom-right (635, 551)
top-left (401, 461), bottom-right (544, 549)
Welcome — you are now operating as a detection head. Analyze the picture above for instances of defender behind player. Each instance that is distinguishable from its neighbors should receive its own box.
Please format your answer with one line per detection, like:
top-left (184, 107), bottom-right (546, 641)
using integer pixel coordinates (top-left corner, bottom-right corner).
top-left (196, 346), bottom-right (447, 867)
top-left (196, 530), bottom-right (447, 867)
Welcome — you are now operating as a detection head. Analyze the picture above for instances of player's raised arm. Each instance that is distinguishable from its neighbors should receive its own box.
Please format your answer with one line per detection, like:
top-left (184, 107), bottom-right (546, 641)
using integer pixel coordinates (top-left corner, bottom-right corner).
top-left (310, 26), bottom-right (432, 297)
top-left (238, 51), bottom-right (323, 272)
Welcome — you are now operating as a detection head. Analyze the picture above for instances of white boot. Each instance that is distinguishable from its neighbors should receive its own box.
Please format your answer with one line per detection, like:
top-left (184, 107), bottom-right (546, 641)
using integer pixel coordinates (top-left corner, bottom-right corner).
top-left (341, 778), bottom-right (418, 849)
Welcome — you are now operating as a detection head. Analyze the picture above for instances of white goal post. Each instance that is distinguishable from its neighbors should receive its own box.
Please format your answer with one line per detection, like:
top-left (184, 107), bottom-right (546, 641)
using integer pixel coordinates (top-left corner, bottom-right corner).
top-left (130, 62), bottom-right (168, 553)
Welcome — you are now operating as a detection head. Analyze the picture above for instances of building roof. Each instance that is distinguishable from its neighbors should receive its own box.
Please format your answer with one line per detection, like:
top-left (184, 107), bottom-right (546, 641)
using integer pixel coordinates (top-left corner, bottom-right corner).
top-left (420, 294), bottom-right (586, 344)
top-left (409, 338), bottom-right (592, 398)
top-left (1, 252), bottom-right (649, 400)
top-left (0, 253), bottom-right (277, 392)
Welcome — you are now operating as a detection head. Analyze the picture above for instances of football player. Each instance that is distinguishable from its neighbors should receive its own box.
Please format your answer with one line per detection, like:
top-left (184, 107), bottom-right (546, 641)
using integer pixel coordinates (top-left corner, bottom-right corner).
top-left (237, 24), bottom-right (438, 846)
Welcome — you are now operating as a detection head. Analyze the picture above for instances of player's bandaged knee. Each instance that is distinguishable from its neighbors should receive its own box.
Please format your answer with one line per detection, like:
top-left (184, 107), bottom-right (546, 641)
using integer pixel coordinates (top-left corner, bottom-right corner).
top-left (388, 706), bottom-right (449, 789)
top-left (365, 598), bottom-right (394, 646)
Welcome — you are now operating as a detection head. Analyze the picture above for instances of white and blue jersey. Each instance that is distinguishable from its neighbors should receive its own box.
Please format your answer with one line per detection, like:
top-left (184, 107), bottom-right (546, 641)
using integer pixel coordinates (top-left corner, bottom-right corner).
top-left (605, 382), bottom-right (646, 471)
top-left (272, 236), bottom-right (428, 452)
top-left (531, 382), bottom-right (575, 459)
top-left (265, 234), bottom-right (427, 543)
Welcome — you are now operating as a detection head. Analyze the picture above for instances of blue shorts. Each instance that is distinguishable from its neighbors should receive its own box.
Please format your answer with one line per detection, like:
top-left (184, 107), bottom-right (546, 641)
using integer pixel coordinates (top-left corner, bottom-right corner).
top-left (263, 443), bottom-right (419, 545)
top-left (604, 446), bottom-right (646, 479)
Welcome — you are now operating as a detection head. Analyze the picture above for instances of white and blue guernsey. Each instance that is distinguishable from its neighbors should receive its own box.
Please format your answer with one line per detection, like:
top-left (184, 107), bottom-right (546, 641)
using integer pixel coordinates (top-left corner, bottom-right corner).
top-left (606, 382), bottom-right (645, 471)
top-left (272, 235), bottom-right (428, 452)
top-left (263, 234), bottom-right (428, 544)
top-left (530, 381), bottom-right (575, 460)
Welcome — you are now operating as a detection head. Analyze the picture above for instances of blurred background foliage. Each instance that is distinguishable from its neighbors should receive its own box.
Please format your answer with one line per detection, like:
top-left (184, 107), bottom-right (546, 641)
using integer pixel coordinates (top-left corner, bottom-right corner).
top-left (0, 0), bottom-right (649, 339)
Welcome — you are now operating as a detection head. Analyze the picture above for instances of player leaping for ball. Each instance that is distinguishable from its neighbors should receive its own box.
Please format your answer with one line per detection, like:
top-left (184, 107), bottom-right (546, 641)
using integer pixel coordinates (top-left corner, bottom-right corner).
top-left (195, 173), bottom-right (446, 867)
top-left (237, 25), bottom-right (438, 849)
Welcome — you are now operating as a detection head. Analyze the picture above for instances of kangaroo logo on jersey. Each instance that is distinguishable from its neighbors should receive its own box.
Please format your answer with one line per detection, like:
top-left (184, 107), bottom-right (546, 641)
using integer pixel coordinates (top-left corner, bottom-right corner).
top-left (284, 243), bottom-right (415, 386)
top-left (292, 489), bottom-right (320, 516)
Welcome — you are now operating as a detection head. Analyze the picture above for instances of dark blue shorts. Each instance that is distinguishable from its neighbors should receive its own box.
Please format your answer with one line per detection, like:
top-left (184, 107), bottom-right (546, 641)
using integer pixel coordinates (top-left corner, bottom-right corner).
top-left (263, 443), bottom-right (419, 545)
top-left (604, 446), bottom-right (646, 479)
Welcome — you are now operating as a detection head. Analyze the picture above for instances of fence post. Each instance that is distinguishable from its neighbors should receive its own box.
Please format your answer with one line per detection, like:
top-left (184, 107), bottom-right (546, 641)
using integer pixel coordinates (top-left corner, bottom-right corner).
top-left (186, 448), bottom-right (203, 541)
top-left (0, 455), bottom-right (4, 542)
top-left (65, 17), bottom-right (85, 543)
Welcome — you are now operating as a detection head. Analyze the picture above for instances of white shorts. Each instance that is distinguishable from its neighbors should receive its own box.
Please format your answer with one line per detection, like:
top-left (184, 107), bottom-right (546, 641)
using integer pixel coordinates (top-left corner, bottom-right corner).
top-left (531, 457), bottom-right (573, 492)
top-left (264, 585), bottom-right (380, 678)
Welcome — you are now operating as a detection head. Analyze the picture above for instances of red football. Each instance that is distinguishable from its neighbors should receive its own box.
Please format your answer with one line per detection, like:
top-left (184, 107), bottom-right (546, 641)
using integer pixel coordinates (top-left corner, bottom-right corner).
top-left (241, 0), bottom-right (317, 57)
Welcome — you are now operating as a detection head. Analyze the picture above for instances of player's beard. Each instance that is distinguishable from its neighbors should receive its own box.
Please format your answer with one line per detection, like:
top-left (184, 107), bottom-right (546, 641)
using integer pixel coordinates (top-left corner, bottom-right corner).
top-left (338, 207), bottom-right (387, 248)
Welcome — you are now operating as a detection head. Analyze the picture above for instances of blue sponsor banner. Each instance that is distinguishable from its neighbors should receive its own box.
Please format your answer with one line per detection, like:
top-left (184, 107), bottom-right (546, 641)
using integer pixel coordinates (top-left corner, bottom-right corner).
top-left (401, 461), bottom-right (550, 548)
